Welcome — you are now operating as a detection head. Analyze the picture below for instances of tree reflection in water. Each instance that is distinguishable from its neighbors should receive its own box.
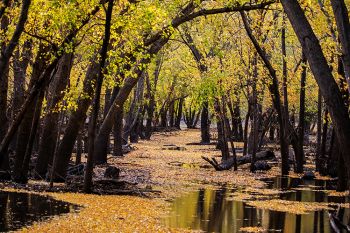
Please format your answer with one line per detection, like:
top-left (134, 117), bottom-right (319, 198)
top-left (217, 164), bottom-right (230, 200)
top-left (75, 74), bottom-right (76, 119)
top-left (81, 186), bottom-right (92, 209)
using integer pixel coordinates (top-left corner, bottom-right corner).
top-left (164, 177), bottom-right (350, 233)
top-left (0, 191), bottom-right (79, 232)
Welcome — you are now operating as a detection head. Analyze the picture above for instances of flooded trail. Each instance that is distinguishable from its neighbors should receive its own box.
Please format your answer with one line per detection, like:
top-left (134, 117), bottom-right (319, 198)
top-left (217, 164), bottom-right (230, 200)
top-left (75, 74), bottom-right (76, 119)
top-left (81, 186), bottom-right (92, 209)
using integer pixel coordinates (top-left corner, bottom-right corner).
top-left (2, 129), bottom-right (349, 232)
top-left (0, 191), bottom-right (79, 232)
top-left (164, 176), bottom-right (350, 232)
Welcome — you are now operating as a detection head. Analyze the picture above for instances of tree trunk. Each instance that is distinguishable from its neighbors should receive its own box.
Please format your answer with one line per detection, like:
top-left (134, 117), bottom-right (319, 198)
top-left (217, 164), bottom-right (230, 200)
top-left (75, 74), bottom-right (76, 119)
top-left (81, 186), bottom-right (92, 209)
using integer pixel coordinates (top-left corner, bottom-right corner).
top-left (145, 56), bottom-right (162, 139)
top-left (215, 100), bottom-right (229, 160)
top-left (0, 0), bottom-right (31, 83)
top-left (15, 89), bottom-right (45, 183)
top-left (0, 14), bottom-right (9, 144)
top-left (35, 53), bottom-right (74, 177)
top-left (315, 91), bottom-right (322, 173)
top-left (144, 84), bottom-right (154, 139)
top-left (0, 0), bottom-right (31, 142)
top-left (75, 133), bottom-right (82, 165)
top-left (13, 44), bottom-right (49, 180)
top-left (241, 11), bottom-right (289, 175)
top-left (51, 56), bottom-right (100, 181)
top-left (84, 0), bottom-right (114, 193)
top-left (122, 74), bottom-right (145, 144)
top-left (113, 107), bottom-right (124, 156)
top-left (174, 98), bottom-right (183, 129)
top-left (200, 102), bottom-right (210, 143)
top-left (243, 103), bottom-right (251, 156)
top-left (330, 0), bottom-right (350, 94)
top-left (281, 0), bottom-right (350, 189)
top-left (169, 101), bottom-right (175, 127)
top-left (0, 1), bottom-right (102, 170)
top-left (319, 108), bottom-right (329, 175)
top-left (10, 41), bottom-right (32, 151)
top-left (295, 53), bottom-right (307, 173)
top-left (102, 88), bottom-right (112, 154)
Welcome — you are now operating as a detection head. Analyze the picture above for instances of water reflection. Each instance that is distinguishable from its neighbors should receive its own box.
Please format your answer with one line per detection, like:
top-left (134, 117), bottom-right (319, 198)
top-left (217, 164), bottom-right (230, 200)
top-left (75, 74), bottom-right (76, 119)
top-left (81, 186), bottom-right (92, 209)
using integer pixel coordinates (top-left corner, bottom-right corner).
top-left (0, 191), bottom-right (79, 232)
top-left (164, 177), bottom-right (350, 233)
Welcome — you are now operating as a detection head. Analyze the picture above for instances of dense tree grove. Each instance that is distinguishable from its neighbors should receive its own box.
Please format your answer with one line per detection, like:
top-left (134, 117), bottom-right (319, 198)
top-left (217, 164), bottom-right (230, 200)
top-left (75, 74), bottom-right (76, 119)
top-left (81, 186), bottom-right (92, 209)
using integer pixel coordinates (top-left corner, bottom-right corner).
top-left (0, 0), bottom-right (350, 194)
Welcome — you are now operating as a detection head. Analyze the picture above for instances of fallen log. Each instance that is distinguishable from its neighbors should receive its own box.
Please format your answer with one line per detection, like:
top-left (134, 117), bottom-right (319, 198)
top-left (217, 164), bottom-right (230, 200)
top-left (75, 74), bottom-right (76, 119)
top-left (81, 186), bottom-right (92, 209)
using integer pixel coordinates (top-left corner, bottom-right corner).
top-left (329, 210), bottom-right (350, 233)
top-left (201, 150), bottom-right (275, 171)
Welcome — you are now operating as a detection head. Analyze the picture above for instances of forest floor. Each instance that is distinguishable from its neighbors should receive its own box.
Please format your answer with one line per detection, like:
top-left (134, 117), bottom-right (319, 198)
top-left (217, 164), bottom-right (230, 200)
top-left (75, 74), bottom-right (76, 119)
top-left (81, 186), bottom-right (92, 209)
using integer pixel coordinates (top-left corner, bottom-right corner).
top-left (1, 129), bottom-right (347, 232)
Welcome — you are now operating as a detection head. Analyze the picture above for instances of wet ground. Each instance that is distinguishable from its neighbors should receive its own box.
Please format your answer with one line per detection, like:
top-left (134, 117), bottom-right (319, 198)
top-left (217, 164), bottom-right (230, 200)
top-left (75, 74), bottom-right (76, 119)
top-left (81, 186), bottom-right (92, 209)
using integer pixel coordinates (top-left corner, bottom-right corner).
top-left (164, 176), bottom-right (350, 232)
top-left (0, 191), bottom-right (79, 232)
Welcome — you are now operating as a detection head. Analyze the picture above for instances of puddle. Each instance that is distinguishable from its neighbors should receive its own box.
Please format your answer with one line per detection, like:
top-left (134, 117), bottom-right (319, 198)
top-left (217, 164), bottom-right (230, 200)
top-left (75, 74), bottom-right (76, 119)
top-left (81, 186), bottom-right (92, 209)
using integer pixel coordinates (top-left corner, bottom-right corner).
top-left (163, 177), bottom-right (350, 232)
top-left (0, 191), bottom-right (79, 232)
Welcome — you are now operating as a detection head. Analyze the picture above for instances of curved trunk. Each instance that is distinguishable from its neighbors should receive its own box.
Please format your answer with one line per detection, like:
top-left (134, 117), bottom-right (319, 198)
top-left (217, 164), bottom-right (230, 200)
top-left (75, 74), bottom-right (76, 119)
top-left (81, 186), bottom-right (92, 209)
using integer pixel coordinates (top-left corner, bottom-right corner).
top-left (34, 53), bottom-right (74, 177)
top-left (13, 44), bottom-right (49, 179)
top-left (281, 0), bottom-right (350, 188)
top-left (16, 88), bottom-right (45, 183)
top-left (51, 58), bottom-right (100, 181)
top-left (10, 41), bottom-right (32, 151)
top-left (330, 0), bottom-right (350, 94)
top-left (0, 0), bottom-right (31, 142)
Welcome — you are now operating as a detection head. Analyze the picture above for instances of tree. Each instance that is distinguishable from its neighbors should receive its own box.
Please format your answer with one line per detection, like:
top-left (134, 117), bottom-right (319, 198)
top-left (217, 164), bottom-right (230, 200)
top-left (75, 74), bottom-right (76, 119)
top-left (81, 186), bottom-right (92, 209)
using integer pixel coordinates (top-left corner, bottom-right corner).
top-left (281, 0), bottom-right (350, 188)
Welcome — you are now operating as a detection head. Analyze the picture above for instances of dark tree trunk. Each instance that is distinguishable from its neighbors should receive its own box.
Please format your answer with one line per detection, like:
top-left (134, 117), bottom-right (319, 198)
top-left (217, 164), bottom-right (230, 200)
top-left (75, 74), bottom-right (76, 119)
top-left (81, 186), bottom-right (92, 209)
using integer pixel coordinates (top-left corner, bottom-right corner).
top-left (250, 104), bottom-right (260, 172)
top-left (13, 44), bottom-right (50, 180)
top-left (122, 74), bottom-right (144, 144)
top-left (102, 88), bottom-right (112, 154)
top-left (174, 98), bottom-right (183, 129)
top-left (214, 99), bottom-right (230, 161)
top-left (234, 105), bottom-right (243, 141)
top-left (75, 133), bottom-right (82, 165)
top-left (92, 86), bottom-right (119, 162)
top-left (84, 0), bottom-right (114, 193)
top-left (15, 89), bottom-right (45, 183)
top-left (330, 0), bottom-right (350, 93)
top-left (35, 53), bottom-right (74, 177)
top-left (0, 0), bottom-right (31, 81)
top-left (160, 107), bottom-right (168, 128)
top-left (0, 0), bottom-right (31, 142)
top-left (113, 107), bottom-right (123, 156)
top-left (316, 90), bottom-right (322, 172)
top-left (169, 101), bottom-right (175, 127)
top-left (243, 104), bottom-right (251, 156)
top-left (130, 116), bottom-right (140, 143)
top-left (241, 12), bottom-right (289, 175)
top-left (295, 53), bottom-right (307, 173)
top-left (227, 98), bottom-right (243, 141)
top-left (10, 41), bottom-right (32, 151)
top-left (281, 0), bottom-right (350, 190)
top-left (319, 108), bottom-right (329, 175)
top-left (145, 56), bottom-right (162, 139)
top-left (269, 122), bottom-right (275, 141)
top-left (51, 56), bottom-right (101, 181)
top-left (0, 14), bottom-right (9, 145)
top-left (200, 102), bottom-right (210, 143)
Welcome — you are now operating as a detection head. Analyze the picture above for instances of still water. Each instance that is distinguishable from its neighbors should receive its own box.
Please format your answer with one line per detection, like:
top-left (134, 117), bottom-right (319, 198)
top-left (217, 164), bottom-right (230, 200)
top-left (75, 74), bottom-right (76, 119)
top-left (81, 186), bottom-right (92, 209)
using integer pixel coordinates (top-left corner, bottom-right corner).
top-left (164, 177), bottom-right (350, 232)
top-left (0, 191), bottom-right (79, 232)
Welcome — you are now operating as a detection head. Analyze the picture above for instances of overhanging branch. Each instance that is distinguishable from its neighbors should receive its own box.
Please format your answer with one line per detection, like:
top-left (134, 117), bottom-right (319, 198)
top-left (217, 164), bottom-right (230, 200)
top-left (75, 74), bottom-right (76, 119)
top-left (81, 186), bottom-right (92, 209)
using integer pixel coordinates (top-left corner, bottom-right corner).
top-left (144, 1), bottom-right (275, 46)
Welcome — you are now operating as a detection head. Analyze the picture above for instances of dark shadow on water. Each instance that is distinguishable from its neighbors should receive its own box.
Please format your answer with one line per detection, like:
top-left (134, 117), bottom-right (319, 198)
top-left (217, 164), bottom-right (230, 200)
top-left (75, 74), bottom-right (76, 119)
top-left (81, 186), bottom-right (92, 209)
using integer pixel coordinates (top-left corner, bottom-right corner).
top-left (0, 191), bottom-right (79, 232)
top-left (163, 177), bottom-right (350, 233)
